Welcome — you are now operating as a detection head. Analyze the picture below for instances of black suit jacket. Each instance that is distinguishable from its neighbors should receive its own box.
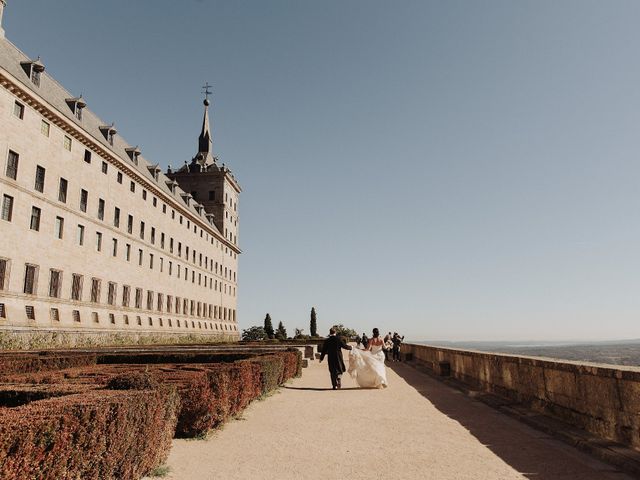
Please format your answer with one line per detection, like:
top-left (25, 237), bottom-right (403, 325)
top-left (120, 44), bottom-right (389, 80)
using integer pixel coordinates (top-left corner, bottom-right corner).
top-left (320, 335), bottom-right (352, 375)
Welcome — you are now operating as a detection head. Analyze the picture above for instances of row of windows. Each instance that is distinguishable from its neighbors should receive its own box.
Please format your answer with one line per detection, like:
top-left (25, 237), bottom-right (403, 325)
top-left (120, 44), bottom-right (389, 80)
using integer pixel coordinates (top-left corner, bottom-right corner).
top-left (10, 97), bottom-right (238, 257)
top-left (0, 259), bottom-right (237, 322)
top-left (0, 303), bottom-right (238, 333)
top-left (0, 195), bottom-right (238, 293)
top-left (3, 151), bottom-right (237, 281)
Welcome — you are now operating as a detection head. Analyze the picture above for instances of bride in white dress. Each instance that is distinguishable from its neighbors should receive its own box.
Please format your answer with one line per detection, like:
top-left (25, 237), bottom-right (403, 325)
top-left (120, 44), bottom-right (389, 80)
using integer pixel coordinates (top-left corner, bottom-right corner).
top-left (348, 328), bottom-right (388, 388)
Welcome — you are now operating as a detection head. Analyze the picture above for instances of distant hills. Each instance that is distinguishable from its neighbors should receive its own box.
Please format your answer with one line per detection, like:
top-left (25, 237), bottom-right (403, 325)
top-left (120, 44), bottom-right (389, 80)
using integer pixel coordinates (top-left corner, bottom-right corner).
top-left (414, 339), bottom-right (640, 367)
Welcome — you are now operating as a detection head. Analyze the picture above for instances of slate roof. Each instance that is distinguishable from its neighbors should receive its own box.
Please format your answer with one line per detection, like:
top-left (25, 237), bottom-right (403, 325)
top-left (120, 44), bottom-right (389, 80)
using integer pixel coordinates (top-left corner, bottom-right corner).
top-left (0, 35), bottom-right (239, 243)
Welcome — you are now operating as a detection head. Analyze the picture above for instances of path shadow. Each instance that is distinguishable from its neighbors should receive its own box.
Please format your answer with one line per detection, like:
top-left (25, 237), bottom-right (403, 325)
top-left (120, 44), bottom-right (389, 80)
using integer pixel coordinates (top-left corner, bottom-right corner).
top-left (388, 362), bottom-right (626, 480)
top-left (283, 386), bottom-right (364, 391)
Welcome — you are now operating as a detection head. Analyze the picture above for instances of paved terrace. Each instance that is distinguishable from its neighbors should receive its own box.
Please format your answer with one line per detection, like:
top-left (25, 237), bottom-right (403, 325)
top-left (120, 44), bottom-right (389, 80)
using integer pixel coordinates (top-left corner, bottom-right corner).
top-left (159, 351), bottom-right (633, 480)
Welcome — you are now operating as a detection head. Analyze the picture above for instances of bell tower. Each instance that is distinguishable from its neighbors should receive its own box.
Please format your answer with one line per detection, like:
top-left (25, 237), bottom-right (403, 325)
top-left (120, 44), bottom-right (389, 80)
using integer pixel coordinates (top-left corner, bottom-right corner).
top-left (166, 88), bottom-right (241, 247)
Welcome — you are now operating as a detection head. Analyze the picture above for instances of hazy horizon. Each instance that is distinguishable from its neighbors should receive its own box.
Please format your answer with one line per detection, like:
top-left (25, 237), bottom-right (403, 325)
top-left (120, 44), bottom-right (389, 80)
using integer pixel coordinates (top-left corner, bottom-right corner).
top-left (5, 1), bottom-right (640, 342)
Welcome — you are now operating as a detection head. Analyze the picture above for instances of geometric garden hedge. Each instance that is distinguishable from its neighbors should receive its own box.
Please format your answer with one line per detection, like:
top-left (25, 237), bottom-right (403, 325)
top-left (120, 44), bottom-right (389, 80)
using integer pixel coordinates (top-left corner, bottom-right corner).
top-left (0, 348), bottom-right (302, 480)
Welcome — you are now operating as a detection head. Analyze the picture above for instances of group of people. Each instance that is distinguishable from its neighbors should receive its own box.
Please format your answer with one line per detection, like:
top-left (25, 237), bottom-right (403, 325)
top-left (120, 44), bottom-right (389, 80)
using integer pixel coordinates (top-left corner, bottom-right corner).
top-left (320, 327), bottom-right (405, 390)
top-left (356, 331), bottom-right (404, 362)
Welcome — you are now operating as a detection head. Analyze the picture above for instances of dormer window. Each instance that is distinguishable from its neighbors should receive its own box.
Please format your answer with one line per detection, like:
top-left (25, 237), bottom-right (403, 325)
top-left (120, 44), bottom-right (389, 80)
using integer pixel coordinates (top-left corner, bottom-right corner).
top-left (99, 124), bottom-right (117, 146)
top-left (147, 164), bottom-right (161, 182)
top-left (180, 192), bottom-right (192, 206)
top-left (125, 146), bottom-right (140, 165)
top-left (166, 180), bottom-right (178, 194)
top-left (206, 213), bottom-right (215, 225)
top-left (195, 204), bottom-right (204, 215)
top-left (20, 58), bottom-right (45, 87)
top-left (65, 96), bottom-right (86, 121)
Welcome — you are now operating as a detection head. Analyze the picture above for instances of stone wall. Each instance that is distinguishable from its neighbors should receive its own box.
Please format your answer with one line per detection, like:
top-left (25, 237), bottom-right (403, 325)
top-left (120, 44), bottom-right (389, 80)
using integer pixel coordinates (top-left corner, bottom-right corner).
top-left (402, 343), bottom-right (640, 451)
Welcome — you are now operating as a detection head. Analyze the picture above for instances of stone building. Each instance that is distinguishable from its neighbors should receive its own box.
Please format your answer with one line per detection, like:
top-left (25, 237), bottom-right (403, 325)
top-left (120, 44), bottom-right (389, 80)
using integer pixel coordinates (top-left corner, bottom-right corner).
top-left (0, 2), bottom-right (241, 340)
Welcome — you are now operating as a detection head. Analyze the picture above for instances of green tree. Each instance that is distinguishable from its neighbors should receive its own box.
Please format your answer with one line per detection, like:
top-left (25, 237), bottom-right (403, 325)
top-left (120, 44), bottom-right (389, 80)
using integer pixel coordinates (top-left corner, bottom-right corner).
top-left (275, 321), bottom-right (288, 340)
top-left (333, 324), bottom-right (357, 340)
top-left (241, 326), bottom-right (267, 341)
top-left (310, 307), bottom-right (318, 337)
top-left (264, 313), bottom-right (275, 339)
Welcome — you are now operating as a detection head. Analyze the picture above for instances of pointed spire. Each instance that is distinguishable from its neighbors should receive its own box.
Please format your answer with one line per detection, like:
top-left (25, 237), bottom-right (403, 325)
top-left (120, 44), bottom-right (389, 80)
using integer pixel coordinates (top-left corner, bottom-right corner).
top-left (195, 83), bottom-right (215, 166)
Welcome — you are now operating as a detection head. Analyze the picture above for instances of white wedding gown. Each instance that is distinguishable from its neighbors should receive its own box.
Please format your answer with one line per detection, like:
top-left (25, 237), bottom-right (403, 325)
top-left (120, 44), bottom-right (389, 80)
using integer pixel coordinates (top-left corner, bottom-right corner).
top-left (348, 345), bottom-right (388, 388)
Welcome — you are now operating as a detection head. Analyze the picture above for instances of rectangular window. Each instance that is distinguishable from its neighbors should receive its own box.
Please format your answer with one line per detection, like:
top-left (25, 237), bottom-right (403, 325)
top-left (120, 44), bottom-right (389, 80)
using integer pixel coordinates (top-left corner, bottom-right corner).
top-left (109, 313), bottom-right (115, 324)
top-left (90, 278), bottom-right (101, 303)
top-left (130, 181), bottom-right (135, 193)
top-left (160, 232), bottom-right (165, 249)
top-left (34, 165), bottom-right (46, 193)
top-left (150, 227), bottom-right (155, 245)
top-left (58, 178), bottom-right (68, 203)
top-left (50, 308), bottom-right (60, 322)
top-left (96, 232), bottom-right (102, 252)
top-left (64, 136), bottom-right (72, 152)
top-left (92, 312), bottom-right (99, 323)
top-left (84, 149), bottom-right (92, 164)
top-left (41, 120), bottom-right (50, 137)
top-left (101, 161), bottom-right (108, 174)
top-left (23, 264), bottom-right (37, 295)
top-left (97, 198), bottom-right (105, 220)
top-left (80, 189), bottom-right (88, 212)
top-left (160, 257), bottom-right (163, 273)
top-left (125, 243), bottom-right (131, 261)
top-left (55, 216), bottom-right (64, 239)
top-left (142, 189), bottom-right (147, 200)
top-left (127, 214), bottom-right (133, 234)
top-left (146, 290), bottom-right (154, 310)
top-left (31, 68), bottom-right (41, 87)
top-left (30, 206), bottom-right (41, 231)
top-left (157, 293), bottom-right (163, 312)
top-left (140, 221), bottom-right (145, 239)
top-left (71, 274), bottom-right (83, 301)
top-left (112, 238), bottom-right (118, 257)
top-left (48, 269), bottom-right (62, 298)
top-left (73, 310), bottom-right (81, 322)
top-left (138, 249), bottom-right (143, 266)
top-left (168, 261), bottom-right (172, 276)
top-left (135, 288), bottom-right (143, 309)
top-left (167, 295), bottom-right (173, 312)
top-left (122, 285), bottom-right (130, 307)
top-left (113, 207), bottom-right (120, 228)
top-left (77, 224), bottom-right (85, 246)
top-left (25, 306), bottom-right (35, 320)
top-left (124, 314), bottom-right (129, 325)
top-left (0, 258), bottom-right (8, 290)
top-left (169, 238), bottom-right (174, 253)
top-left (5, 151), bottom-right (19, 180)
top-left (117, 171), bottom-right (123, 184)
top-left (1, 195), bottom-right (13, 222)
top-left (13, 101), bottom-right (24, 119)
top-left (107, 282), bottom-right (117, 305)
top-left (149, 253), bottom-right (154, 270)
top-left (152, 197), bottom-right (157, 207)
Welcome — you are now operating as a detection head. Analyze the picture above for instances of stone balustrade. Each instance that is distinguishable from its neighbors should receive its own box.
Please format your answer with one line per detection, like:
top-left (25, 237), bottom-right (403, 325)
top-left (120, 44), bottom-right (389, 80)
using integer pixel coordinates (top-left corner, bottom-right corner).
top-left (401, 343), bottom-right (640, 451)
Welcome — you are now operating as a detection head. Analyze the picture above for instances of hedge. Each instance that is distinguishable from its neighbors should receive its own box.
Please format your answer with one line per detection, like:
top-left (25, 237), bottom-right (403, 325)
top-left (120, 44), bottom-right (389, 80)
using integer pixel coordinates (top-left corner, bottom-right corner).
top-left (0, 347), bottom-right (304, 477)
top-left (0, 387), bottom-right (179, 480)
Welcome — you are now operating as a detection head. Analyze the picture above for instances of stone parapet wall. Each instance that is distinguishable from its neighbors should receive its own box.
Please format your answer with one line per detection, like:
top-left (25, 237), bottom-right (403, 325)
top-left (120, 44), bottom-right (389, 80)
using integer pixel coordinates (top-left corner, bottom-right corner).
top-left (402, 343), bottom-right (640, 451)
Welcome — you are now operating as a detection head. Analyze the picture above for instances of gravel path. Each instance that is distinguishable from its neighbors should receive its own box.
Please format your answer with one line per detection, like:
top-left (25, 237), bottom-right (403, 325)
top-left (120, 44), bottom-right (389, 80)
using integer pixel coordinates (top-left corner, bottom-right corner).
top-left (160, 353), bottom-right (633, 480)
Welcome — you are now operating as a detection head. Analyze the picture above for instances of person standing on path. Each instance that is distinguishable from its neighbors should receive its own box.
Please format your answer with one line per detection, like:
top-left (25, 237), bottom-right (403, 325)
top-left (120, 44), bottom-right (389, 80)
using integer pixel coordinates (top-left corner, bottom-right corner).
top-left (392, 333), bottom-right (404, 362)
top-left (320, 327), bottom-right (353, 389)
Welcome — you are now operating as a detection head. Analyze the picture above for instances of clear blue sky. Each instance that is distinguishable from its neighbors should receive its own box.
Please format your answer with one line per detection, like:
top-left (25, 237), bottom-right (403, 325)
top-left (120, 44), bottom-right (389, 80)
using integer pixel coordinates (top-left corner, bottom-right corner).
top-left (5, 1), bottom-right (640, 341)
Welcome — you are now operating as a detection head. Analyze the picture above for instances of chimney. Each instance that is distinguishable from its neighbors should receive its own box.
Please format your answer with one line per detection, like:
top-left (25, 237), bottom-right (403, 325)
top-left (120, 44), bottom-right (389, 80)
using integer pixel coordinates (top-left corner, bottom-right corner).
top-left (0, 1), bottom-right (6, 38)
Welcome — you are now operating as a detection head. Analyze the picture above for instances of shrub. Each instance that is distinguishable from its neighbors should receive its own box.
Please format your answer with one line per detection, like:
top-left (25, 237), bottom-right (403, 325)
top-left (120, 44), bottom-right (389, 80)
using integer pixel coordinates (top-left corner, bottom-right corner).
top-left (0, 387), bottom-right (180, 480)
top-left (107, 371), bottom-right (159, 390)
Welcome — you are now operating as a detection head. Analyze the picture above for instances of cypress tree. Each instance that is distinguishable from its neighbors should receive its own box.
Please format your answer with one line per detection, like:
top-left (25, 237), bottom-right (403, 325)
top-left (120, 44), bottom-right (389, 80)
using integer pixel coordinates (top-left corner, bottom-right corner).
top-left (264, 313), bottom-right (275, 339)
top-left (275, 321), bottom-right (287, 340)
top-left (310, 307), bottom-right (318, 337)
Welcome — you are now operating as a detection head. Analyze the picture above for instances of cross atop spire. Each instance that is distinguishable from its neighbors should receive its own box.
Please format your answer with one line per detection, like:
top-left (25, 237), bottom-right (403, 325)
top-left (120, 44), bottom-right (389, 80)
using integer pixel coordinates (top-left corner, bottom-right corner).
top-left (202, 82), bottom-right (212, 105)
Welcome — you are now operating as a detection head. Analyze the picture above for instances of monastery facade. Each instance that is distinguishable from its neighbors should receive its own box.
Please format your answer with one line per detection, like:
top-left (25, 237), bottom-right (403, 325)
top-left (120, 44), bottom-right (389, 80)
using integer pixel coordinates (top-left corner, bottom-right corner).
top-left (0, 1), bottom-right (241, 339)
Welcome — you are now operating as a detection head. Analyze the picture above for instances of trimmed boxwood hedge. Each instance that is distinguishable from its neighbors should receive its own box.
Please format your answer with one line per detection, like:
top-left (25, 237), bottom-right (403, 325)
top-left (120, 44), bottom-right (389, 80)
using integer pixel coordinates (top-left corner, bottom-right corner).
top-left (0, 347), bottom-right (303, 478)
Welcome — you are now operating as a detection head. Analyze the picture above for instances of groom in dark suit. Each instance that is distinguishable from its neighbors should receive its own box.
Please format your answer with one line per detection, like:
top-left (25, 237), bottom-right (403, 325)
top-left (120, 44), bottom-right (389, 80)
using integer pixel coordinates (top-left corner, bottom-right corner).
top-left (319, 327), bottom-right (353, 389)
